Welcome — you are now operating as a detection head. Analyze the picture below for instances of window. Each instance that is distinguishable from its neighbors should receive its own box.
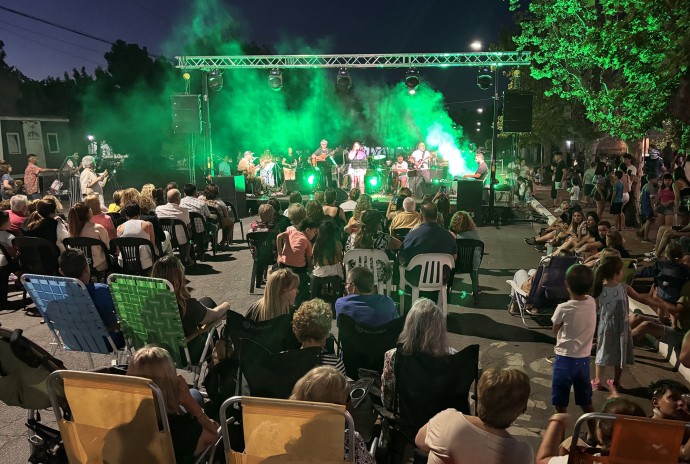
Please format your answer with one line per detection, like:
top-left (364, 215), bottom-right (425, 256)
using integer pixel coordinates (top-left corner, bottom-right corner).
top-left (6, 133), bottom-right (20, 154)
top-left (47, 133), bottom-right (60, 153)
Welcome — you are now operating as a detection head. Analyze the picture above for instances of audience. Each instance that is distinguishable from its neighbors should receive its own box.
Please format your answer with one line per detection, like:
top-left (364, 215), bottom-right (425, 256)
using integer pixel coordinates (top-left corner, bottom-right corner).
top-left (312, 220), bottom-right (344, 279)
top-left (344, 198), bottom-right (371, 235)
top-left (340, 188), bottom-right (360, 212)
top-left (322, 188), bottom-right (347, 224)
top-left (284, 191), bottom-right (303, 216)
top-left (85, 194), bottom-right (116, 240)
top-left (335, 266), bottom-right (398, 327)
top-left (286, 202), bottom-right (307, 227)
top-left (7, 194), bottom-right (28, 235)
top-left (22, 197), bottom-right (69, 255)
top-left (245, 268), bottom-right (299, 321)
top-left (389, 197), bottom-right (422, 235)
top-left (305, 200), bottom-right (325, 226)
top-left (156, 188), bottom-right (192, 264)
top-left (108, 190), bottom-right (122, 213)
top-left (67, 202), bottom-right (110, 272)
top-left (202, 183), bottom-right (234, 245)
top-left (116, 201), bottom-right (157, 270)
top-left (0, 210), bottom-right (18, 307)
top-left (266, 198), bottom-right (290, 232)
top-left (180, 183), bottom-right (211, 219)
top-left (291, 298), bottom-right (346, 375)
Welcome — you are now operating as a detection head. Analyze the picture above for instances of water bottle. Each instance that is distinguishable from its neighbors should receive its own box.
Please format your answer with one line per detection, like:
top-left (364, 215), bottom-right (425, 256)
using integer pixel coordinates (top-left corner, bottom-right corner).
top-left (546, 242), bottom-right (553, 255)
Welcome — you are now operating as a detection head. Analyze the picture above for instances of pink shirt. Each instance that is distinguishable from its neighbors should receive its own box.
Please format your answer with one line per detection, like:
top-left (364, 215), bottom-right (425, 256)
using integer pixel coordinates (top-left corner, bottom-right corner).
top-left (24, 163), bottom-right (41, 195)
top-left (278, 228), bottom-right (312, 268)
top-left (91, 213), bottom-right (116, 240)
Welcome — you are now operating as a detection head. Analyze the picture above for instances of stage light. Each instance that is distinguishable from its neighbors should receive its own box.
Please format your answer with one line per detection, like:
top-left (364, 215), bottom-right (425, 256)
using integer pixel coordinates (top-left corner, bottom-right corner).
top-left (336, 68), bottom-right (351, 90)
top-left (368, 177), bottom-right (378, 187)
top-left (477, 66), bottom-right (492, 90)
top-left (405, 68), bottom-right (420, 93)
top-left (268, 68), bottom-right (283, 91)
top-left (87, 135), bottom-right (95, 141)
top-left (182, 72), bottom-right (191, 81)
top-left (470, 41), bottom-right (482, 51)
top-left (364, 171), bottom-right (382, 194)
top-left (477, 108), bottom-right (484, 114)
top-left (307, 174), bottom-right (315, 186)
top-left (477, 122), bottom-right (481, 126)
top-left (208, 70), bottom-right (223, 91)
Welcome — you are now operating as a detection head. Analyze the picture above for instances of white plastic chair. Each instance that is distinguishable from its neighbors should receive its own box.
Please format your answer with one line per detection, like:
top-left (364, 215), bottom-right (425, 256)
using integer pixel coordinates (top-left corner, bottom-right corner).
top-left (399, 253), bottom-right (455, 317)
top-left (344, 249), bottom-right (393, 296)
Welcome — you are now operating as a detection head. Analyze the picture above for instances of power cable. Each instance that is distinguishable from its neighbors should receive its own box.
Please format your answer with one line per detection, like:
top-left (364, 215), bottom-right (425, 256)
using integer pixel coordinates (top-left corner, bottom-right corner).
top-left (0, 19), bottom-right (107, 55)
top-left (0, 26), bottom-right (105, 66)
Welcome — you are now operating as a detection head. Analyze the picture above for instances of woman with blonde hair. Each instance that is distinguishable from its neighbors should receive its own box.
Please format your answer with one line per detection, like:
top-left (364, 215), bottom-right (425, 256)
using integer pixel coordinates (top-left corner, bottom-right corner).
top-left (291, 299), bottom-right (345, 374)
top-left (119, 187), bottom-right (141, 209)
top-left (449, 211), bottom-right (479, 240)
top-left (245, 268), bottom-right (299, 321)
top-left (22, 197), bottom-right (69, 255)
top-left (127, 345), bottom-right (219, 463)
top-left (67, 202), bottom-right (110, 271)
top-left (290, 366), bottom-right (375, 464)
top-left (344, 199), bottom-right (370, 235)
top-left (85, 194), bottom-right (116, 239)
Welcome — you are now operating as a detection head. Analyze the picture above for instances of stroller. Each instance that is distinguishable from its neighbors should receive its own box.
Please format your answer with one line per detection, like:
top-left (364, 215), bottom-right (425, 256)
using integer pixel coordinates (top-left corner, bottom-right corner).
top-left (0, 324), bottom-right (67, 463)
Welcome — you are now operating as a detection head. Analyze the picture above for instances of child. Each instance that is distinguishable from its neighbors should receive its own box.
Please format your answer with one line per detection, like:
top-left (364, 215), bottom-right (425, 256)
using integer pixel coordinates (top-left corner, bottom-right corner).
top-left (591, 256), bottom-right (650, 390)
top-left (609, 171), bottom-right (624, 231)
top-left (108, 189), bottom-right (122, 213)
top-left (568, 177), bottom-right (581, 208)
top-left (551, 264), bottom-right (596, 423)
top-left (637, 174), bottom-right (659, 242)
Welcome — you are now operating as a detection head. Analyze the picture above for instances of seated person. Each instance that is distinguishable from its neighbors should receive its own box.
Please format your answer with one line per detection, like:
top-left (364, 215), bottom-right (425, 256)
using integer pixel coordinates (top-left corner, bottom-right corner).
top-left (335, 266), bottom-right (398, 327)
top-left (150, 255), bottom-right (229, 359)
top-left (107, 190), bottom-right (122, 213)
top-left (582, 230), bottom-right (630, 266)
top-left (291, 298), bottom-right (346, 375)
top-left (67, 202), bottom-right (110, 272)
top-left (283, 191), bottom-right (303, 216)
top-left (389, 196), bottom-right (422, 234)
top-left (202, 183), bottom-right (234, 245)
top-left (346, 209), bottom-right (400, 282)
top-left (245, 268), bottom-right (299, 321)
top-left (0, 211), bottom-right (18, 307)
top-left (312, 220), bottom-right (344, 279)
top-left (277, 218), bottom-right (319, 305)
top-left (322, 188), bottom-right (347, 225)
top-left (250, 203), bottom-right (277, 232)
top-left (127, 346), bottom-right (219, 464)
top-left (635, 242), bottom-right (690, 307)
top-left (630, 280), bottom-right (690, 347)
top-left (156, 188), bottom-right (192, 264)
top-left (7, 194), bottom-right (29, 235)
top-left (116, 201), bottom-right (157, 271)
top-left (85, 194), bottom-right (116, 240)
top-left (524, 201), bottom-right (574, 245)
top-left (58, 249), bottom-right (124, 349)
top-left (22, 197), bottom-right (69, 256)
top-left (344, 199), bottom-right (371, 235)
top-left (649, 379), bottom-right (690, 422)
top-left (416, 367), bottom-right (534, 464)
top-left (266, 198), bottom-right (291, 233)
top-left (340, 188), bottom-right (360, 213)
top-left (285, 202), bottom-right (307, 228)
top-left (553, 220), bottom-right (610, 257)
top-left (290, 366), bottom-right (375, 464)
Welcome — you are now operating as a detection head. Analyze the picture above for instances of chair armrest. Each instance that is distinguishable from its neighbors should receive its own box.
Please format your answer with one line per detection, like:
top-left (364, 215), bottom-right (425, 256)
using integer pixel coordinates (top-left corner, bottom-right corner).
top-left (183, 319), bottom-right (222, 344)
top-left (506, 280), bottom-right (527, 297)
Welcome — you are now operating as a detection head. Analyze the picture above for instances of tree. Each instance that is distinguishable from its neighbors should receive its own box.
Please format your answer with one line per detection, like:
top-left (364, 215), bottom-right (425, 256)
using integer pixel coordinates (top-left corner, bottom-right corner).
top-left (510, 0), bottom-right (690, 140)
top-left (0, 40), bottom-right (23, 115)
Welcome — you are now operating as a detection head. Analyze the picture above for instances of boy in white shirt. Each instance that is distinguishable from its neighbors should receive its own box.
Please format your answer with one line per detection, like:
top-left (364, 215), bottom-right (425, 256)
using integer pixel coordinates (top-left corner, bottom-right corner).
top-left (551, 264), bottom-right (596, 423)
top-left (567, 177), bottom-right (581, 208)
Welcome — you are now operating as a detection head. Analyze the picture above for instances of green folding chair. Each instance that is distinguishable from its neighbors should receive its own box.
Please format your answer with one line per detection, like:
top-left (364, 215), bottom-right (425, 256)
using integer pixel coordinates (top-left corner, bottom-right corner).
top-left (107, 273), bottom-right (220, 387)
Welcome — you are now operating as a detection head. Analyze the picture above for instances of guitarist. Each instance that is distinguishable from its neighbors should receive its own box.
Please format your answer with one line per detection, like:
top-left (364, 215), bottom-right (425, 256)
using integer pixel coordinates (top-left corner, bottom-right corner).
top-left (238, 150), bottom-right (262, 194)
top-left (311, 139), bottom-right (335, 188)
top-left (409, 142), bottom-right (432, 193)
top-left (282, 147), bottom-right (297, 181)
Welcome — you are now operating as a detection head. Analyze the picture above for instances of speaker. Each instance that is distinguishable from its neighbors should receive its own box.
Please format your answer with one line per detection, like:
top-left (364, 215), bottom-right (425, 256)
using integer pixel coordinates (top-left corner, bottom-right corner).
top-left (457, 180), bottom-right (484, 225)
top-left (503, 91), bottom-right (533, 133)
top-left (172, 94), bottom-right (201, 134)
top-left (212, 175), bottom-right (247, 218)
top-left (282, 180), bottom-right (298, 195)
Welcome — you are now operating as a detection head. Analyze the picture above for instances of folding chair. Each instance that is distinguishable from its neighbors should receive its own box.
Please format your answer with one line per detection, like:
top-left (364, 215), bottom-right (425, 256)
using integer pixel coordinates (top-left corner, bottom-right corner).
top-left (399, 253), bottom-right (455, 317)
top-left (337, 314), bottom-right (405, 380)
top-left (158, 217), bottom-right (196, 268)
top-left (453, 239), bottom-right (485, 304)
top-left (372, 344), bottom-right (480, 462)
top-left (344, 249), bottom-right (393, 296)
top-left (220, 396), bottom-right (355, 463)
top-left (63, 237), bottom-right (113, 283)
top-left (570, 412), bottom-right (690, 463)
top-left (109, 237), bottom-right (157, 276)
top-left (20, 274), bottom-right (122, 368)
top-left (107, 273), bottom-right (220, 387)
top-left (239, 338), bottom-right (321, 398)
top-left (246, 231), bottom-right (277, 293)
top-left (46, 370), bottom-right (178, 464)
top-left (224, 311), bottom-right (299, 357)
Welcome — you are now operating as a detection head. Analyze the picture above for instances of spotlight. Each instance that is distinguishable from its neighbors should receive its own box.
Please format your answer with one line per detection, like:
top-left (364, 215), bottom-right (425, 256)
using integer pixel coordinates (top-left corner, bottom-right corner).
top-left (364, 171), bottom-right (382, 193)
top-left (477, 67), bottom-right (492, 90)
top-left (307, 174), bottom-right (315, 186)
top-left (208, 69), bottom-right (223, 91)
top-left (470, 41), bottom-right (483, 51)
top-left (405, 68), bottom-right (420, 93)
top-left (268, 68), bottom-right (283, 91)
top-left (336, 68), bottom-right (352, 90)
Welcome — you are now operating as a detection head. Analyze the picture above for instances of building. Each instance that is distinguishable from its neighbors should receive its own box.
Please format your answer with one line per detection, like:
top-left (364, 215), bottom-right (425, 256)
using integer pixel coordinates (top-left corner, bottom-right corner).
top-left (0, 116), bottom-right (72, 170)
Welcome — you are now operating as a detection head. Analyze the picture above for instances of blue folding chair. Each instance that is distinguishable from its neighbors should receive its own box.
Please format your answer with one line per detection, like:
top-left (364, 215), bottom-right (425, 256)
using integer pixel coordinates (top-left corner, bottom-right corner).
top-left (20, 274), bottom-right (122, 368)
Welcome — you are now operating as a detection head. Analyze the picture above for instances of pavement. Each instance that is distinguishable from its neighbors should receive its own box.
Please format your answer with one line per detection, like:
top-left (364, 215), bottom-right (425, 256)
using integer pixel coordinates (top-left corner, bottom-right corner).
top-left (0, 183), bottom-right (686, 463)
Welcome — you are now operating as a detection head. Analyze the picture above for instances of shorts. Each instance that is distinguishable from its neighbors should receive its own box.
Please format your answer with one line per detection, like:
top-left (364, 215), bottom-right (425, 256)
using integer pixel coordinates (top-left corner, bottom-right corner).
top-left (584, 184), bottom-right (594, 197)
top-left (552, 354), bottom-right (592, 407)
top-left (593, 189), bottom-right (604, 202)
top-left (554, 181), bottom-right (562, 190)
top-left (610, 202), bottom-right (623, 215)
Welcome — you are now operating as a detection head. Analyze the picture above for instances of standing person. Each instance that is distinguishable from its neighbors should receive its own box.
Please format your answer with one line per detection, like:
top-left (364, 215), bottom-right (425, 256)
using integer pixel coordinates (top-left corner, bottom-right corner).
top-left (657, 173), bottom-right (676, 227)
top-left (217, 155), bottom-right (232, 177)
top-left (568, 177), bottom-right (581, 208)
top-left (282, 147), bottom-right (297, 181)
top-left (24, 154), bottom-right (58, 200)
top-left (591, 256), bottom-right (649, 391)
top-left (347, 141), bottom-right (367, 194)
top-left (609, 171), bottom-right (625, 231)
top-left (638, 173), bottom-right (659, 242)
top-left (311, 139), bottom-right (335, 189)
top-left (462, 151), bottom-right (489, 183)
top-left (643, 148), bottom-right (665, 186)
top-left (551, 153), bottom-right (568, 208)
top-left (79, 156), bottom-right (108, 207)
top-left (662, 141), bottom-right (674, 170)
top-left (673, 166), bottom-right (690, 227)
top-left (409, 142), bottom-right (432, 192)
top-left (550, 265), bottom-right (596, 435)
top-left (592, 161), bottom-right (608, 219)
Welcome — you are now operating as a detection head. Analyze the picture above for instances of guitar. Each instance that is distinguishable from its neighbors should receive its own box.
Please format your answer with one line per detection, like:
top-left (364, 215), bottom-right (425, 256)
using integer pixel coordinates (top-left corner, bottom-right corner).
top-left (311, 147), bottom-right (339, 167)
top-left (408, 151), bottom-right (437, 169)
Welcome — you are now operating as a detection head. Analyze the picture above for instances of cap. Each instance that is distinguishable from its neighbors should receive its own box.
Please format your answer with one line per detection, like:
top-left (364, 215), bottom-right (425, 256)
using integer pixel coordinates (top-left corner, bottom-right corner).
top-left (244, 151), bottom-right (254, 156)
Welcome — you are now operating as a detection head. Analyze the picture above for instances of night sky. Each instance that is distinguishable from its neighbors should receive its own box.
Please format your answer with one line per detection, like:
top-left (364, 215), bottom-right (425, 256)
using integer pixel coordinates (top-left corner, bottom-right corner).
top-left (0, 0), bottom-right (515, 103)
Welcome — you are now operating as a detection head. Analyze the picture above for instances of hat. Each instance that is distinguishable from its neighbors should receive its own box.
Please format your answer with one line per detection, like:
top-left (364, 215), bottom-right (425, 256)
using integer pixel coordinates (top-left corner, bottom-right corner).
top-left (244, 151), bottom-right (254, 156)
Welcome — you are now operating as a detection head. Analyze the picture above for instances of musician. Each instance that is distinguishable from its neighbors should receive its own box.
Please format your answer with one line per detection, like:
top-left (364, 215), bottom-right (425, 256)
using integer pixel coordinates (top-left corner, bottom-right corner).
top-left (217, 155), bottom-right (232, 177)
top-left (259, 150), bottom-right (276, 188)
top-left (463, 152), bottom-right (489, 183)
top-left (79, 156), bottom-right (108, 207)
top-left (311, 139), bottom-right (334, 188)
top-left (24, 154), bottom-right (59, 200)
top-left (238, 150), bottom-right (262, 194)
top-left (391, 155), bottom-right (409, 190)
top-left (282, 147), bottom-right (297, 181)
top-left (409, 142), bottom-right (432, 185)
top-left (348, 141), bottom-right (367, 194)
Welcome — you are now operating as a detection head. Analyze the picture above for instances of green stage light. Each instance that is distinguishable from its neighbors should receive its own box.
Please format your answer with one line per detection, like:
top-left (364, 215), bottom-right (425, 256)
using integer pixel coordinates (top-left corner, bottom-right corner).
top-left (433, 179), bottom-right (439, 184)
top-left (368, 177), bottom-right (378, 187)
top-left (307, 174), bottom-right (315, 185)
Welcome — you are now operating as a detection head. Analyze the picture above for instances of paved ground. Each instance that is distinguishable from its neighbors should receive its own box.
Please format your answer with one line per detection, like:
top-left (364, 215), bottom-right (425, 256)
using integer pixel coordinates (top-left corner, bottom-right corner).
top-left (0, 184), bottom-right (683, 463)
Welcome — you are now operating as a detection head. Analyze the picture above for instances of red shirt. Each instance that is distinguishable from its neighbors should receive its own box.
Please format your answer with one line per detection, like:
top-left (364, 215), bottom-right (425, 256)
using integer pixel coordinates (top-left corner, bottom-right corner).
top-left (278, 228), bottom-right (312, 268)
top-left (23, 163), bottom-right (41, 195)
top-left (8, 210), bottom-right (27, 235)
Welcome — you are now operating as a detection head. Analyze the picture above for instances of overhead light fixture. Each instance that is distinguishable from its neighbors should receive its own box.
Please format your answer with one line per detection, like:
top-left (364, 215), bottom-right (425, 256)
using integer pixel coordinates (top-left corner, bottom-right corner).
top-left (268, 68), bottom-right (283, 91)
top-left (477, 66), bottom-right (492, 90)
top-left (336, 68), bottom-right (352, 90)
top-left (405, 68), bottom-right (420, 94)
top-left (477, 108), bottom-right (484, 114)
top-left (470, 41), bottom-right (482, 51)
top-left (208, 69), bottom-right (223, 91)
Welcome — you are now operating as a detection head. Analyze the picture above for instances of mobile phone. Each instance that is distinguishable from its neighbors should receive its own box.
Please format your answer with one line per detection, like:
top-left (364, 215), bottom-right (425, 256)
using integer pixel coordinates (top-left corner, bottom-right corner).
top-left (391, 195), bottom-right (398, 211)
top-left (440, 186), bottom-right (447, 194)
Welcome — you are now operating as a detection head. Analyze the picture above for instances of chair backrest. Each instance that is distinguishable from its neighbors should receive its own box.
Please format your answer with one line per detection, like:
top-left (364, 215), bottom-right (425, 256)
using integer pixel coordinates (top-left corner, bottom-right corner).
top-left (47, 370), bottom-right (176, 464)
top-left (571, 412), bottom-right (689, 464)
top-left (455, 239), bottom-right (484, 273)
top-left (246, 231), bottom-right (277, 265)
top-left (392, 227), bottom-right (412, 241)
top-left (106, 211), bottom-right (122, 222)
top-left (158, 218), bottom-right (190, 248)
top-left (224, 311), bottom-right (299, 357)
top-left (20, 274), bottom-right (116, 355)
top-left (63, 237), bottom-right (111, 277)
top-left (107, 273), bottom-right (187, 367)
top-left (529, 255), bottom-right (579, 306)
top-left (394, 344), bottom-right (480, 432)
top-left (239, 339), bottom-right (321, 399)
top-left (406, 253), bottom-right (455, 289)
top-left (338, 314), bottom-right (405, 379)
top-left (344, 248), bottom-right (391, 292)
top-left (110, 237), bottom-right (156, 275)
top-left (220, 396), bottom-right (354, 463)
top-left (224, 201), bottom-right (240, 222)
top-left (189, 211), bottom-right (208, 235)
top-left (13, 236), bottom-right (59, 275)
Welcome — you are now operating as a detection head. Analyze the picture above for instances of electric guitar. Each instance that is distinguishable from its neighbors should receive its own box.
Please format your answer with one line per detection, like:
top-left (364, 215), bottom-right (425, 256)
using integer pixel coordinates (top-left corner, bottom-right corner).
top-left (409, 151), bottom-right (437, 169)
top-left (311, 147), bottom-right (339, 167)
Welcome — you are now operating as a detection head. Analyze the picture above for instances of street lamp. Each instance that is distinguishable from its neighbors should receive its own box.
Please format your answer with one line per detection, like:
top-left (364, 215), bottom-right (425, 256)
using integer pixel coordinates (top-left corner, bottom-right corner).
top-left (470, 41), bottom-right (482, 51)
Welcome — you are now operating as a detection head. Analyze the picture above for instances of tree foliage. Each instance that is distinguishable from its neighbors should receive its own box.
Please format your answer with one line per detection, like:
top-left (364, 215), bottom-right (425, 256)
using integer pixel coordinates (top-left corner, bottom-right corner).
top-left (510, 0), bottom-right (690, 140)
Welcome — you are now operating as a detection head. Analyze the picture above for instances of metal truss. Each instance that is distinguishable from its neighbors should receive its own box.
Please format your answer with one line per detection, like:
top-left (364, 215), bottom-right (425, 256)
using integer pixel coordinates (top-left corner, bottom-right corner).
top-left (175, 52), bottom-right (531, 70)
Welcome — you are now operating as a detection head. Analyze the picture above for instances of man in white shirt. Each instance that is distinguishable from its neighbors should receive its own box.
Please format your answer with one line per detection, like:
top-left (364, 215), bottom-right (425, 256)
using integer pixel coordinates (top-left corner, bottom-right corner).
top-left (408, 142), bottom-right (431, 187)
top-left (339, 188), bottom-right (359, 213)
top-left (392, 155), bottom-right (409, 190)
top-left (156, 189), bottom-right (191, 245)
